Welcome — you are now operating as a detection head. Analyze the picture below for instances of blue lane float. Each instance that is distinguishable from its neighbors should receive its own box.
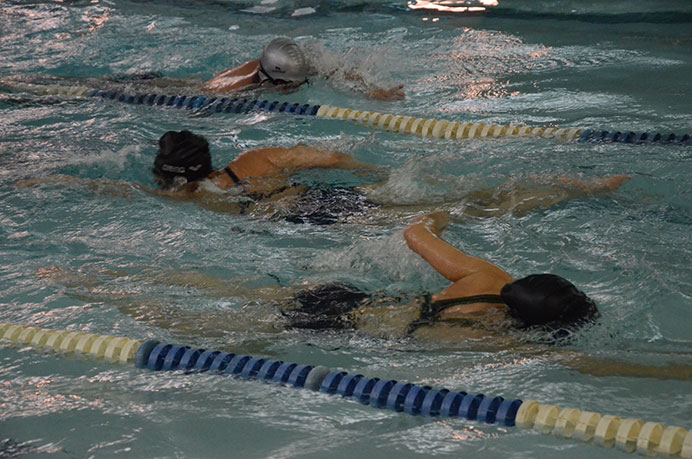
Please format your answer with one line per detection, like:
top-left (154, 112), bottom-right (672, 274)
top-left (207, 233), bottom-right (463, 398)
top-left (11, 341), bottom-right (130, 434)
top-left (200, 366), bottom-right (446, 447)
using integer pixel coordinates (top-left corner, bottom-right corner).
top-left (88, 89), bottom-right (321, 117)
top-left (131, 339), bottom-right (522, 426)
top-left (578, 130), bottom-right (692, 145)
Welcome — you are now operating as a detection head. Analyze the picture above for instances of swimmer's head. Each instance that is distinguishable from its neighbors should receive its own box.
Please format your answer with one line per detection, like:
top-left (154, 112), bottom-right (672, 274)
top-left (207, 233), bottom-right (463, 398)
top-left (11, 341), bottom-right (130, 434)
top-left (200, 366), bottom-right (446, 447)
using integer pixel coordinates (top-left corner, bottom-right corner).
top-left (500, 274), bottom-right (599, 331)
top-left (259, 37), bottom-right (310, 86)
top-left (153, 130), bottom-right (213, 188)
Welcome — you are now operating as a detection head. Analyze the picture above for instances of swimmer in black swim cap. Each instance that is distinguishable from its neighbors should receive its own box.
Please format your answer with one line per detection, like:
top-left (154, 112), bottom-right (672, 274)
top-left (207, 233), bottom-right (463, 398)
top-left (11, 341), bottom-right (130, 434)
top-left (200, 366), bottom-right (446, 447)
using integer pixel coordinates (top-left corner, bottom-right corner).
top-left (404, 212), bottom-right (600, 336)
top-left (148, 129), bottom-right (629, 227)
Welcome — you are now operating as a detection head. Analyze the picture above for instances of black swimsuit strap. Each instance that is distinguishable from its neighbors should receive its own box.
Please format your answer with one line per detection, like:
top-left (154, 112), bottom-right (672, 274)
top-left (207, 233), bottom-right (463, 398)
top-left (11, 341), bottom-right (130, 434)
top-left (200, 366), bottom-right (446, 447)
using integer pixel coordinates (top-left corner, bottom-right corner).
top-left (430, 294), bottom-right (505, 309)
top-left (224, 166), bottom-right (242, 185)
top-left (406, 294), bottom-right (505, 335)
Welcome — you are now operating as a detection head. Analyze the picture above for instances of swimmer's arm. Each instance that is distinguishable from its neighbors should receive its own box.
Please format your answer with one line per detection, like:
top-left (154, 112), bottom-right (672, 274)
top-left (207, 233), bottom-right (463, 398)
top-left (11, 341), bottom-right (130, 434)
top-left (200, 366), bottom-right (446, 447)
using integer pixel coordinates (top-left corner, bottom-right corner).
top-left (404, 212), bottom-right (507, 282)
top-left (203, 59), bottom-right (260, 93)
top-left (368, 85), bottom-right (406, 101)
top-left (232, 145), bottom-right (377, 178)
top-left (272, 144), bottom-right (377, 171)
top-left (14, 174), bottom-right (141, 198)
top-left (463, 175), bottom-right (630, 218)
top-left (551, 352), bottom-right (692, 382)
top-left (116, 300), bottom-right (236, 339)
top-left (342, 71), bottom-right (405, 101)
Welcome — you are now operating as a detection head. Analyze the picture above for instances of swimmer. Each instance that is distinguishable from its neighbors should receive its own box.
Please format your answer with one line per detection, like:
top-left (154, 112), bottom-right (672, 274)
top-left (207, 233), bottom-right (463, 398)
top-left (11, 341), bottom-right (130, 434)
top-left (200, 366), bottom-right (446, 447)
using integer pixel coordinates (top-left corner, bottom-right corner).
top-left (15, 129), bottom-right (630, 225)
top-left (35, 212), bottom-right (599, 343)
top-left (0, 37), bottom-right (404, 101)
top-left (203, 37), bottom-right (311, 93)
top-left (149, 130), bottom-right (632, 225)
top-left (203, 37), bottom-right (405, 101)
top-left (277, 211), bottom-right (600, 343)
top-left (40, 215), bottom-right (692, 381)
top-left (35, 214), bottom-right (595, 343)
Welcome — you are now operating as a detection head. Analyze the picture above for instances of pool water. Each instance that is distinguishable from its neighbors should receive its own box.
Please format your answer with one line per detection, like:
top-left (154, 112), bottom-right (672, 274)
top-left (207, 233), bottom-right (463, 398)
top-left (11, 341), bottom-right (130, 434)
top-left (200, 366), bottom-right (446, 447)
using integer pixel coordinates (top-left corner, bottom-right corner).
top-left (1, 0), bottom-right (691, 457)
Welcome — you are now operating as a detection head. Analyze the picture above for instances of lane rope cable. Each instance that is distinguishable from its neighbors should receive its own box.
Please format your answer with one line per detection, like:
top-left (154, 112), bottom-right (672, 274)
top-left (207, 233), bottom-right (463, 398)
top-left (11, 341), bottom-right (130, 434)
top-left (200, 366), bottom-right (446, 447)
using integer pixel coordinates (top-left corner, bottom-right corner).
top-left (2, 82), bottom-right (690, 145)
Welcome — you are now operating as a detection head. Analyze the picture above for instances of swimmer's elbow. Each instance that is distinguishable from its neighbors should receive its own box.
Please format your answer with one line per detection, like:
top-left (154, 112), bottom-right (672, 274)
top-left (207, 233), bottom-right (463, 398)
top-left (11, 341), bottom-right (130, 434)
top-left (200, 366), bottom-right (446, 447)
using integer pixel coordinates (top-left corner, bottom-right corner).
top-left (403, 226), bottom-right (414, 246)
top-left (403, 224), bottom-right (427, 250)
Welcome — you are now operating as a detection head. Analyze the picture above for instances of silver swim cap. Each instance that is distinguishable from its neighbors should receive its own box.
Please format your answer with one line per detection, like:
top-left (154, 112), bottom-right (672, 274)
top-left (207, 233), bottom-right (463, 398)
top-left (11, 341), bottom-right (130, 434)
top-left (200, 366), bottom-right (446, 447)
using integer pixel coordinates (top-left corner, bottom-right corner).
top-left (259, 37), bottom-right (309, 84)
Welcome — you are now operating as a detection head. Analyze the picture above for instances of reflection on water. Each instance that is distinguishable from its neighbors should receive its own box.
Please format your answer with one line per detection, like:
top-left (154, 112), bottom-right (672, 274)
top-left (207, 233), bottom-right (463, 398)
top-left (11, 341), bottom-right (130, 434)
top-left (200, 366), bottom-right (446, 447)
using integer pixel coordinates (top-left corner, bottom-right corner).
top-left (408, 0), bottom-right (498, 13)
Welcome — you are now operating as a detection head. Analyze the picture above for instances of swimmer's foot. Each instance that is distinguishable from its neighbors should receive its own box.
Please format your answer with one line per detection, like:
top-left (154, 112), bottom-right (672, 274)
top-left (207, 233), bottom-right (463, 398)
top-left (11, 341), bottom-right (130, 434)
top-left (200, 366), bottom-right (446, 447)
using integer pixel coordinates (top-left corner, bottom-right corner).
top-left (555, 174), bottom-right (630, 193)
top-left (590, 174), bottom-right (631, 192)
top-left (36, 266), bottom-right (98, 289)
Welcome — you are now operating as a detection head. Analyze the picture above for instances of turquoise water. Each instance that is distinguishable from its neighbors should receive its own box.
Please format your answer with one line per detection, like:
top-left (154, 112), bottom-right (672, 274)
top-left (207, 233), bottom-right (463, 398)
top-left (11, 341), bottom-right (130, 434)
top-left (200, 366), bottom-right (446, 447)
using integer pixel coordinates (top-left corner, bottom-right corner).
top-left (1, 0), bottom-right (691, 457)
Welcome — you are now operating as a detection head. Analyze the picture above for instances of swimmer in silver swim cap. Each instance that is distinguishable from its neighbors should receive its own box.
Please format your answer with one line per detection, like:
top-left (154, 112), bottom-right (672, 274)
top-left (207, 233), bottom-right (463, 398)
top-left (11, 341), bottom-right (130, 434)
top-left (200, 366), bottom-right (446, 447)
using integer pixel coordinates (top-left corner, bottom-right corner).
top-left (204, 37), bottom-right (310, 93)
top-left (258, 37), bottom-right (310, 85)
top-left (204, 36), bottom-right (405, 100)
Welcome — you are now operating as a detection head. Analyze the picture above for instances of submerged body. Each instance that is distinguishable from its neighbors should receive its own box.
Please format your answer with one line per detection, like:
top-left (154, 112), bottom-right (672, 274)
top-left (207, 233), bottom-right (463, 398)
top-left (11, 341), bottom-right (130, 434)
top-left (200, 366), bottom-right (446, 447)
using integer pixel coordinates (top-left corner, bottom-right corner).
top-left (281, 281), bottom-right (515, 343)
top-left (38, 246), bottom-right (692, 382)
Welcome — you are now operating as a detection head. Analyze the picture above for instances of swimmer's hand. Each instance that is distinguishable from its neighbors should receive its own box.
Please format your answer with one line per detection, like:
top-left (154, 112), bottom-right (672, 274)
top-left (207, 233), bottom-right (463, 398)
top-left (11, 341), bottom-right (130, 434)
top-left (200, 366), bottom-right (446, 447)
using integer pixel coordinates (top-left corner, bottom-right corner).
top-left (412, 211), bottom-right (450, 235)
top-left (14, 174), bottom-right (141, 198)
top-left (555, 174), bottom-right (631, 193)
top-left (14, 175), bottom-right (79, 187)
top-left (369, 84), bottom-right (405, 101)
top-left (352, 164), bottom-right (388, 182)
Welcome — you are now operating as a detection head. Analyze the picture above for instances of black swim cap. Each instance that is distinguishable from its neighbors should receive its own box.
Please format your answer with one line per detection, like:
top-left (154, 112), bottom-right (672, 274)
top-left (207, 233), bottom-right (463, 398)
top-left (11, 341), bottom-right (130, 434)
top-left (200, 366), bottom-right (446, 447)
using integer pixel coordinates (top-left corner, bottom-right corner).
top-left (152, 130), bottom-right (212, 188)
top-left (500, 274), bottom-right (599, 330)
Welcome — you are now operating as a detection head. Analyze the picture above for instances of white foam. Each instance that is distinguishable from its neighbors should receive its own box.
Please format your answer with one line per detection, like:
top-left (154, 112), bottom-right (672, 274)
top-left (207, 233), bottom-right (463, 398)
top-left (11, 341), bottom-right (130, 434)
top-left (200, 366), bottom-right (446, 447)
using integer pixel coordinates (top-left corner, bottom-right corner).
top-left (292, 7), bottom-right (316, 17)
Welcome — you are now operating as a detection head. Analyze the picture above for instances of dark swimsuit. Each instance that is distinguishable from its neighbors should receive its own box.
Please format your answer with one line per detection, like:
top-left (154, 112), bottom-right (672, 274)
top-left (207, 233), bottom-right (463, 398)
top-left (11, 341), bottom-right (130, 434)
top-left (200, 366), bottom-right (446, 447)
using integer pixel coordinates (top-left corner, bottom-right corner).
top-left (282, 282), bottom-right (506, 333)
top-left (223, 165), bottom-right (293, 213)
top-left (283, 185), bottom-right (376, 225)
top-left (224, 166), bottom-right (375, 225)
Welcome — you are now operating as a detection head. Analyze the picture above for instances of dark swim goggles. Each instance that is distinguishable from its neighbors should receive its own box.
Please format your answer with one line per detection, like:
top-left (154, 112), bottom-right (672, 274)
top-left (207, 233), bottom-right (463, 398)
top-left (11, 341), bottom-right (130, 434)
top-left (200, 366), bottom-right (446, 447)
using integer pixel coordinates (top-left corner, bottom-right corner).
top-left (258, 63), bottom-right (308, 86)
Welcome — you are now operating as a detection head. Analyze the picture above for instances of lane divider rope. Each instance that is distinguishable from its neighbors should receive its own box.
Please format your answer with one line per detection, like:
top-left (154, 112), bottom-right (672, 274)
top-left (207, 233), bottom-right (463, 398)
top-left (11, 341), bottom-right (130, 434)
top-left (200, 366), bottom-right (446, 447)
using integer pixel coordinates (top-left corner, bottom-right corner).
top-left (3, 83), bottom-right (690, 145)
top-left (1, 321), bottom-right (690, 457)
top-left (0, 322), bottom-right (141, 364)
